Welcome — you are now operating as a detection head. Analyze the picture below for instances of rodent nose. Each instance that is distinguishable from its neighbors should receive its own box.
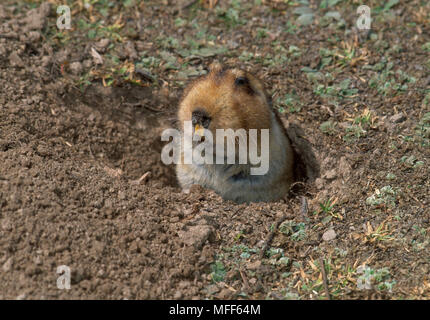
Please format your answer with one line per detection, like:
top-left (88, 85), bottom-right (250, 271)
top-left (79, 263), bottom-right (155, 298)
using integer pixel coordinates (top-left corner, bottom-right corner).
top-left (191, 109), bottom-right (211, 129)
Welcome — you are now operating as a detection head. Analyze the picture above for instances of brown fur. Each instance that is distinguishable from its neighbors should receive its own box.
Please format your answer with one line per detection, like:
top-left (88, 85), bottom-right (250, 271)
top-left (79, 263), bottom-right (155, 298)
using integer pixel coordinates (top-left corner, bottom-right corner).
top-left (176, 62), bottom-right (295, 203)
top-left (178, 62), bottom-right (272, 132)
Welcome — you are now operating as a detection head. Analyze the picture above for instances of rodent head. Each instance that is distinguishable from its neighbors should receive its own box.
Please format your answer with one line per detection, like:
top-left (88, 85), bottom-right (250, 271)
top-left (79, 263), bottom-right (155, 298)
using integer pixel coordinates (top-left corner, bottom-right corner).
top-left (178, 61), bottom-right (272, 134)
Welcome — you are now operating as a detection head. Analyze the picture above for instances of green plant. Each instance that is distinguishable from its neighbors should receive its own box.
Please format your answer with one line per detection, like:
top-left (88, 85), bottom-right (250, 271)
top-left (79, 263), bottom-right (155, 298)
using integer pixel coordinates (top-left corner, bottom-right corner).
top-left (265, 248), bottom-right (291, 268)
top-left (354, 110), bottom-right (372, 126)
top-left (422, 42), bottom-right (430, 52)
top-left (343, 124), bottom-right (366, 142)
top-left (357, 265), bottom-right (396, 291)
top-left (256, 28), bottom-right (268, 39)
top-left (210, 260), bottom-right (226, 283)
top-left (368, 60), bottom-right (416, 96)
top-left (316, 198), bottom-right (342, 219)
top-left (284, 21), bottom-right (297, 34)
top-left (320, 120), bottom-right (337, 135)
top-left (366, 186), bottom-right (397, 208)
top-left (320, 0), bottom-right (343, 8)
top-left (414, 112), bottom-right (430, 147)
top-left (279, 221), bottom-right (307, 241)
top-left (364, 220), bottom-right (395, 242)
top-left (216, 0), bottom-right (243, 27)
top-left (314, 79), bottom-right (358, 100)
top-left (277, 92), bottom-right (302, 113)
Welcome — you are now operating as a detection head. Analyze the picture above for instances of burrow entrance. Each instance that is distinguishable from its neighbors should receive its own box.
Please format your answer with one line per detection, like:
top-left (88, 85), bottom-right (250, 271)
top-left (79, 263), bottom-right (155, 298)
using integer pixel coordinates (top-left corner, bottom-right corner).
top-left (62, 84), bottom-right (319, 195)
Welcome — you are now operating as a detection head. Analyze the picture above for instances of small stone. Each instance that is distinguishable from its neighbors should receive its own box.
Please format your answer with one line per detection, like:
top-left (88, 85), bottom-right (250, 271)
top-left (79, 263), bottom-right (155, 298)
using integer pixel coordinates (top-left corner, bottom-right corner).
top-left (0, 44), bottom-right (6, 56)
top-left (390, 113), bottom-right (406, 123)
top-left (90, 47), bottom-right (103, 65)
top-left (9, 52), bottom-right (24, 67)
top-left (1, 218), bottom-right (12, 231)
top-left (34, 256), bottom-right (42, 265)
top-left (2, 257), bottom-right (13, 272)
top-left (227, 40), bottom-right (239, 49)
top-left (95, 38), bottom-right (110, 52)
top-left (178, 280), bottom-right (191, 289)
top-left (205, 284), bottom-right (219, 295)
top-left (54, 48), bottom-right (70, 64)
top-left (246, 260), bottom-right (261, 270)
top-left (315, 178), bottom-right (324, 190)
top-left (16, 293), bottom-right (26, 300)
top-left (217, 288), bottom-right (232, 299)
top-left (173, 291), bottom-right (182, 299)
top-left (338, 156), bottom-right (351, 180)
top-left (324, 169), bottom-right (337, 180)
top-left (322, 229), bottom-right (336, 241)
top-left (41, 56), bottom-right (51, 67)
top-left (92, 241), bottom-right (105, 254)
top-left (24, 2), bottom-right (50, 31)
top-left (0, 5), bottom-right (6, 19)
top-left (27, 31), bottom-right (40, 42)
top-left (178, 225), bottom-right (214, 249)
top-left (275, 211), bottom-right (284, 219)
top-left (124, 41), bottom-right (138, 60)
top-left (83, 59), bottom-right (92, 68)
top-left (69, 61), bottom-right (83, 75)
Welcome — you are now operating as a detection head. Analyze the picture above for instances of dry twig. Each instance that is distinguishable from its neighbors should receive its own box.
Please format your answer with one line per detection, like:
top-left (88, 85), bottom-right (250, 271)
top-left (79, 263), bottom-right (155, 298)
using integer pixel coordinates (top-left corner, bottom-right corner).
top-left (319, 258), bottom-right (331, 300)
top-left (259, 209), bottom-right (292, 259)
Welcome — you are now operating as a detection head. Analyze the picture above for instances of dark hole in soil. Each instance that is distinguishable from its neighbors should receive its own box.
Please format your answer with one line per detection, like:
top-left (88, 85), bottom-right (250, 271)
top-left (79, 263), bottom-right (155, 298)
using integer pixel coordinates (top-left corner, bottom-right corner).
top-left (286, 123), bottom-right (320, 195)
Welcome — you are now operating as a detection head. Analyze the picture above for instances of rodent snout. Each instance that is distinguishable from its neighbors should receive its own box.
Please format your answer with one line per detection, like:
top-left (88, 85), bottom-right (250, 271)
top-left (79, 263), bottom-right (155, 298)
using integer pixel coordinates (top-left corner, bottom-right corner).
top-left (191, 109), bottom-right (211, 129)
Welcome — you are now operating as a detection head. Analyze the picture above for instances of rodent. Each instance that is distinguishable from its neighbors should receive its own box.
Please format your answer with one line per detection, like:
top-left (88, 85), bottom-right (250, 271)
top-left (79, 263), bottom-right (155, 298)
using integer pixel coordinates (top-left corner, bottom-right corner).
top-left (176, 61), bottom-right (295, 203)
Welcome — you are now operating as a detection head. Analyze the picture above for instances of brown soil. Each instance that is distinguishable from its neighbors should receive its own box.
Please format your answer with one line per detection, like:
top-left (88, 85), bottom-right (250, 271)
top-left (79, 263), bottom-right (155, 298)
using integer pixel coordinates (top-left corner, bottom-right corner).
top-left (0, 0), bottom-right (429, 299)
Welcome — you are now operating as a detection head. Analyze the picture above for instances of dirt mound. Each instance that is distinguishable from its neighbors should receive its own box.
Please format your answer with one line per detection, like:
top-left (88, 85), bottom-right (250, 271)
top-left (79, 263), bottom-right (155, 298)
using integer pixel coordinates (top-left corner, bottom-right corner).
top-left (1, 1), bottom-right (429, 300)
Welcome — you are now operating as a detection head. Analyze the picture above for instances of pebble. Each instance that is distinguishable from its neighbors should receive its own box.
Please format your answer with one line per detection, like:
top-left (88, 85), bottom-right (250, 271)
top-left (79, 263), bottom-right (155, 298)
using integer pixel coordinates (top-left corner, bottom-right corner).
top-left (173, 291), bottom-right (182, 299)
top-left (9, 52), bottom-right (24, 67)
top-left (390, 113), bottom-right (406, 123)
top-left (95, 38), bottom-right (110, 52)
top-left (2, 257), bottom-right (13, 272)
top-left (322, 229), bottom-right (336, 241)
top-left (178, 225), bottom-right (214, 249)
top-left (16, 293), bottom-right (27, 300)
top-left (324, 168), bottom-right (337, 180)
top-left (69, 61), bottom-right (83, 75)
top-left (246, 260), bottom-right (261, 270)
top-left (315, 178), bottom-right (324, 190)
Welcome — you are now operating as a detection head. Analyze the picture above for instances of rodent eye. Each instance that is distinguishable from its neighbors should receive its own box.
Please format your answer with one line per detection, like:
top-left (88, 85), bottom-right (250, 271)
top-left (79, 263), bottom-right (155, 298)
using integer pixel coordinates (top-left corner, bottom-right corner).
top-left (235, 77), bottom-right (248, 86)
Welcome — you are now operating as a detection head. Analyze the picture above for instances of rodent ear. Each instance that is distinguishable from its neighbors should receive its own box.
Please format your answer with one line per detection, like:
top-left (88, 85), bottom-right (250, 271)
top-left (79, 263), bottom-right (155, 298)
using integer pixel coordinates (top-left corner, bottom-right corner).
top-left (208, 61), bottom-right (222, 74)
top-left (234, 75), bottom-right (254, 95)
